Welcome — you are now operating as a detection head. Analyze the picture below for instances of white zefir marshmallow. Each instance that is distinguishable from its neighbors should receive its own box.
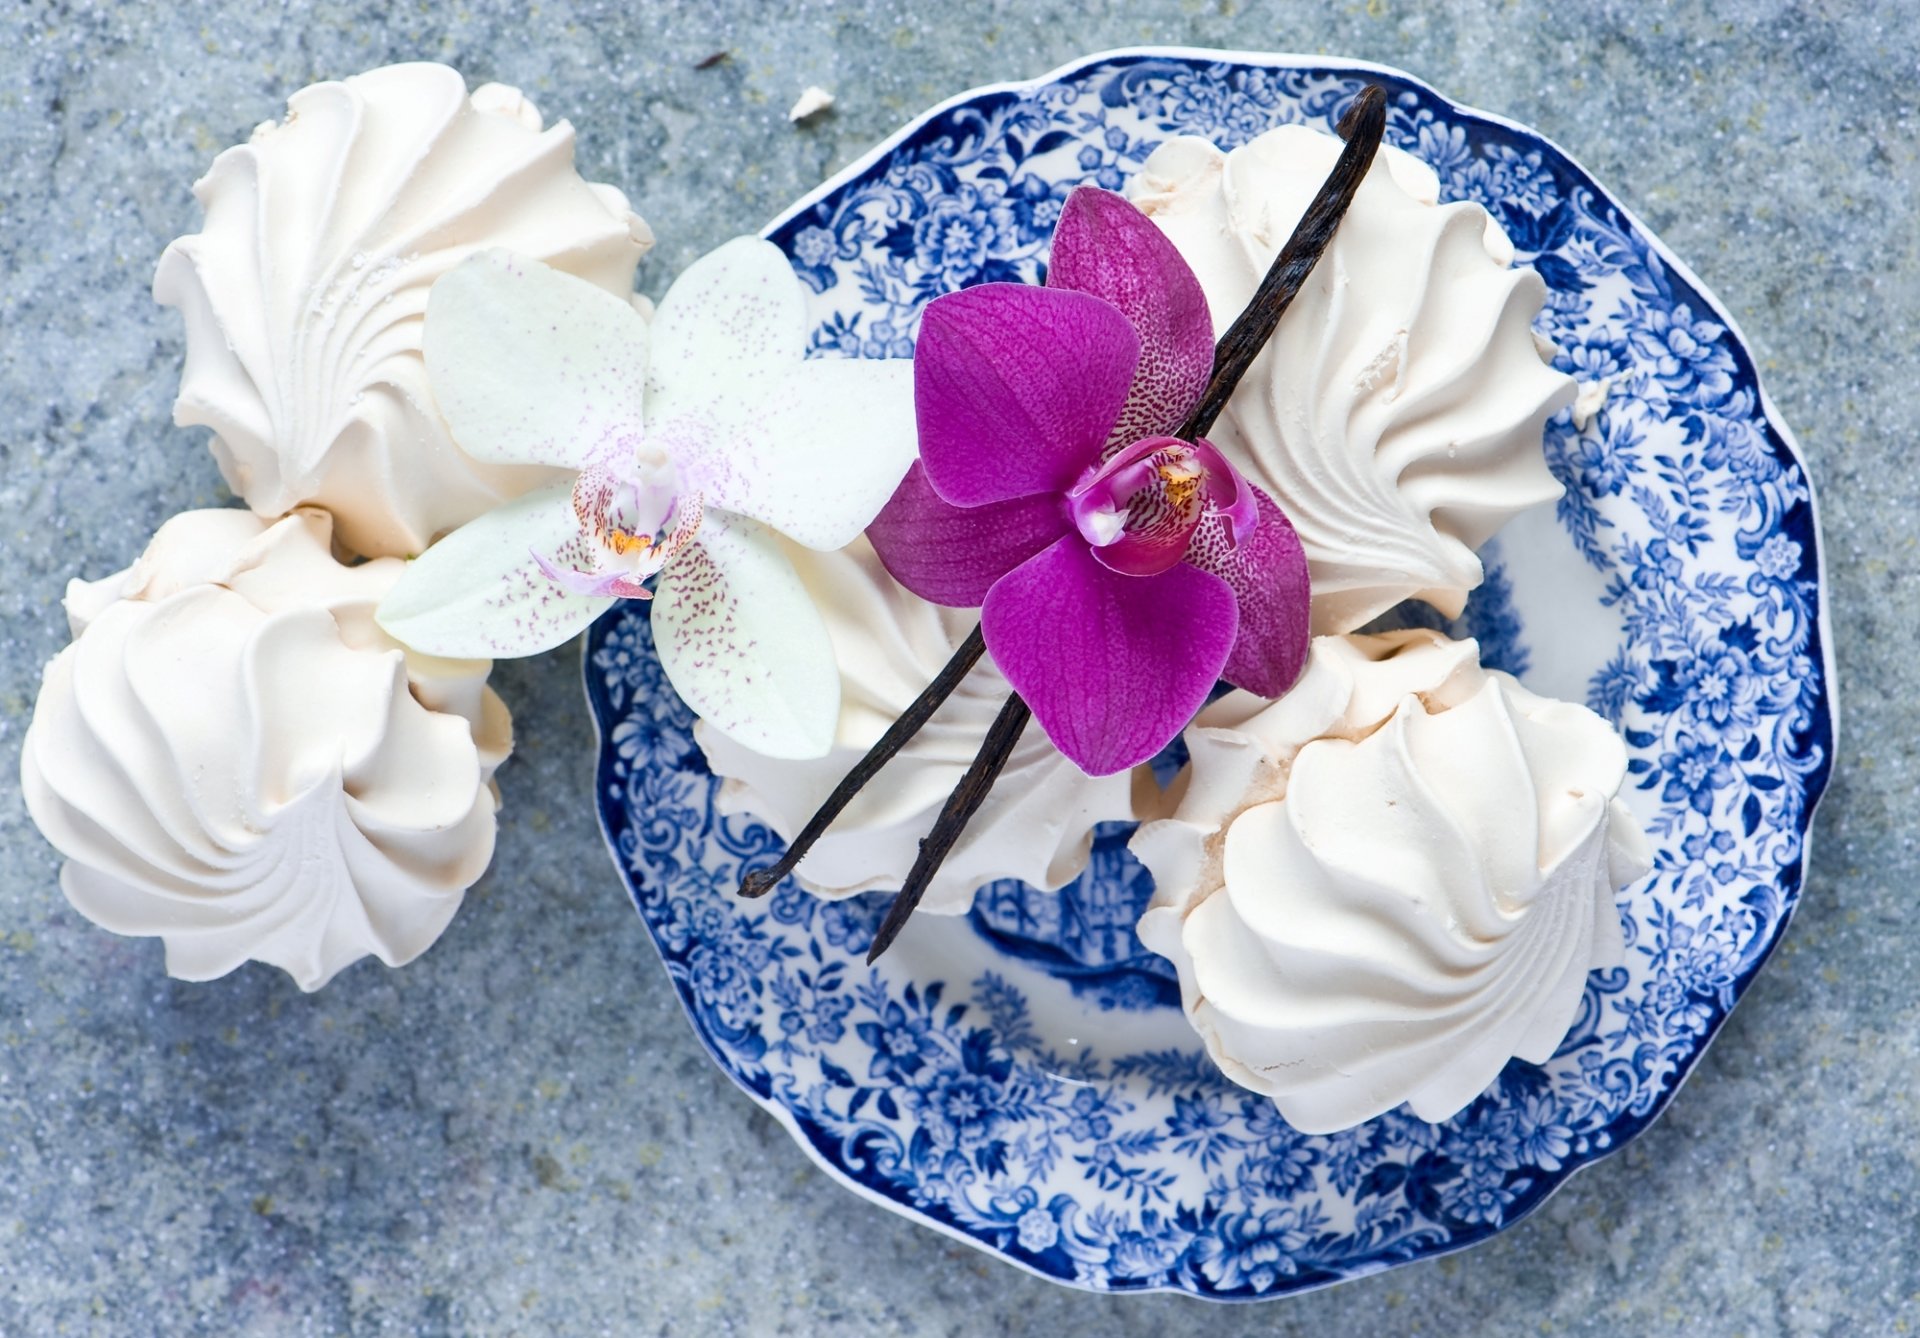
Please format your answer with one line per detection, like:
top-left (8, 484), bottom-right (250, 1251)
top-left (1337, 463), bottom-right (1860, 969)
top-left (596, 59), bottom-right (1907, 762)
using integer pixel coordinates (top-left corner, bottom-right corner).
top-left (1129, 125), bottom-right (1574, 633)
top-left (155, 63), bottom-right (653, 559)
top-left (1131, 630), bottom-right (1650, 1133)
top-left (21, 509), bottom-right (511, 991)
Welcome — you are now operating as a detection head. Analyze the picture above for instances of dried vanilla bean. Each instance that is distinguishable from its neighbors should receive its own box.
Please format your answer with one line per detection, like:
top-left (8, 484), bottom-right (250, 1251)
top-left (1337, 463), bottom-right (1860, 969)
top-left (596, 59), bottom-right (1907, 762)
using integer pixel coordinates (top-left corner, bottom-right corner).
top-left (1175, 82), bottom-right (1386, 441)
top-left (864, 694), bottom-right (1032, 963)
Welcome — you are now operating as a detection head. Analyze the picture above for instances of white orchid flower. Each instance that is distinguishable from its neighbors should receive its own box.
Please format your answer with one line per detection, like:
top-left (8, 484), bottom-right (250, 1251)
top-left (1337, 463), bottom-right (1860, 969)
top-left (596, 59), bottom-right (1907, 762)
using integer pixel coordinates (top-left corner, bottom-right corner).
top-left (376, 241), bottom-right (916, 759)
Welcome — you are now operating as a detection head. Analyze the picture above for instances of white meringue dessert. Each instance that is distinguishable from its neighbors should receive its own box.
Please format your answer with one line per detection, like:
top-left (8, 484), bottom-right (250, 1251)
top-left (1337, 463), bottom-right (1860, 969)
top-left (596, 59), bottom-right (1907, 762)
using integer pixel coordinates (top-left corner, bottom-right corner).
top-left (1129, 124), bottom-right (1574, 634)
top-left (695, 538), bottom-right (1140, 915)
top-left (20, 509), bottom-right (512, 991)
top-left (154, 63), bottom-right (653, 559)
top-left (1131, 629), bottom-right (1651, 1134)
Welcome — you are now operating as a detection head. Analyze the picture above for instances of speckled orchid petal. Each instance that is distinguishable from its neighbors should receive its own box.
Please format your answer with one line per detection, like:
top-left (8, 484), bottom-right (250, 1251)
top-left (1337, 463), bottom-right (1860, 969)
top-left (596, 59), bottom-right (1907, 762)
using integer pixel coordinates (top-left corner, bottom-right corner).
top-left (376, 483), bottom-right (611, 657)
top-left (866, 462), bottom-right (1068, 607)
top-left (652, 509), bottom-right (841, 760)
top-left (424, 248), bottom-right (649, 470)
top-left (644, 237), bottom-right (917, 551)
top-left (645, 236), bottom-right (810, 388)
top-left (982, 536), bottom-right (1238, 776)
top-left (1186, 485), bottom-right (1311, 698)
top-left (1188, 439), bottom-right (1258, 545)
top-left (914, 283), bottom-right (1139, 507)
top-left (1045, 187), bottom-right (1215, 450)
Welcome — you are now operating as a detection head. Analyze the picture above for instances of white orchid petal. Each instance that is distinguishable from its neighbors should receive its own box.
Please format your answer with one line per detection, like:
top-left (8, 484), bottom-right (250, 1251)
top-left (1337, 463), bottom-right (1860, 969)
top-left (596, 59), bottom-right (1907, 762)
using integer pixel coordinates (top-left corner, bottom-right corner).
top-left (425, 249), bottom-right (649, 470)
top-left (646, 238), bottom-right (808, 404)
top-left (376, 484), bottom-right (611, 658)
top-left (651, 510), bottom-right (839, 760)
top-left (652, 358), bottom-right (916, 551)
top-left (643, 235), bottom-right (917, 549)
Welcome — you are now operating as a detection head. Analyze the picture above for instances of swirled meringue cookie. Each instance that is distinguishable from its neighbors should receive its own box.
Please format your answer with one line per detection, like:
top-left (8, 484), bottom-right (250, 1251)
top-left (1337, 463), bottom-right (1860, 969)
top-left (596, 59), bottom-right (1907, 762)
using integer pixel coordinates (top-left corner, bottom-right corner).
top-left (695, 539), bottom-right (1141, 915)
top-left (1131, 630), bottom-right (1650, 1133)
top-left (21, 509), bottom-right (512, 991)
top-left (154, 63), bottom-right (653, 559)
top-left (1128, 126), bottom-right (1574, 633)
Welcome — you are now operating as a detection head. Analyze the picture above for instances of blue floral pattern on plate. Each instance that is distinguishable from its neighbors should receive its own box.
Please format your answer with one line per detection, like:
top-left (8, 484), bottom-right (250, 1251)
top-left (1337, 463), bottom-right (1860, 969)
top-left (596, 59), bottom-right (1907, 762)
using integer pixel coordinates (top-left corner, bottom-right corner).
top-left (585, 50), bottom-right (1835, 1299)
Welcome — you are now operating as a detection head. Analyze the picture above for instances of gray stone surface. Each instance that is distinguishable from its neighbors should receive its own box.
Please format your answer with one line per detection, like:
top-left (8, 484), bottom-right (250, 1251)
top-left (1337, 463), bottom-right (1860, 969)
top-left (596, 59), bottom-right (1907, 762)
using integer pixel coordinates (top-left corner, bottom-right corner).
top-left (1, 1), bottom-right (1914, 1332)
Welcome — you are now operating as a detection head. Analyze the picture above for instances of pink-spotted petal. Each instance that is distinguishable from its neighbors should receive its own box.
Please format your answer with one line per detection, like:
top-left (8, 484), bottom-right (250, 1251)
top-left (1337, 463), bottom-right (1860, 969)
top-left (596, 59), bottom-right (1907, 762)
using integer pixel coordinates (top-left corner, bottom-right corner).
top-left (982, 537), bottom-right (1237, 776)
top-left (1186, 485), bottom-right (1311, 699)
top-left (645, 238), bottom-right (917, 550)
top-left (376, 483), bottom-right (611, 658)
top-left (651, 510), bottom-right (841, 760)
top-left (1046, 187), bottom-right (1216, 449)
top-left (915, 283), bottom-right (1139, 507)
top-left (654, 357), bottom-right (916, 552)
top-left (1189, 438), bottom-right (1258, 546)
top-left (424, 250), bottom-right (649, 470)
top-left (866, 462), bottom-right (1068, 607)
top-left (645, 237), bottom-right (809, 390)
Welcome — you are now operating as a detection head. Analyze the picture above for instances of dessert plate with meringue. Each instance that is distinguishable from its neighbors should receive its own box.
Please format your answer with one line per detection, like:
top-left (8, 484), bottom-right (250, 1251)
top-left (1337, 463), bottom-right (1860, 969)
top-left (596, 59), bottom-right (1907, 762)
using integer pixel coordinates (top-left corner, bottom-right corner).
top-left (585, 50), bottom-right (1835, 1298)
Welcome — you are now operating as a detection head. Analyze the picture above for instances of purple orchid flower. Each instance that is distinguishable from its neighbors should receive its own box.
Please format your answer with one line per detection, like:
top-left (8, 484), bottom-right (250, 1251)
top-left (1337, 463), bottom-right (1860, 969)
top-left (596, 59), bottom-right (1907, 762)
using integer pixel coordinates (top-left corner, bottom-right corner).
top-left (866, 187), bottom-right (1311, 776)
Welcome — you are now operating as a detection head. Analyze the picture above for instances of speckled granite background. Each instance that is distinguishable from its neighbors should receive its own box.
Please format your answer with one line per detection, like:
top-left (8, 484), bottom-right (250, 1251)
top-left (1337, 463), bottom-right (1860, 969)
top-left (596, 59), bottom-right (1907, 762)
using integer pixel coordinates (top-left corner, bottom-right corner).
top-left (2, 2), bottom-right (1914, 1333)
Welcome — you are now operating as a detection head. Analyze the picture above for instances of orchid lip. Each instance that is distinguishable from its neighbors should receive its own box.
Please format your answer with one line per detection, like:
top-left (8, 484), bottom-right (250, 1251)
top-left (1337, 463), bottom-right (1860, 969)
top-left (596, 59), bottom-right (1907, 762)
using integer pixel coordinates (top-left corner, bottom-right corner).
top-left (530, 547), bottom-right (657, 600)
top-left (1066, 434), bottom-right (1259, 577)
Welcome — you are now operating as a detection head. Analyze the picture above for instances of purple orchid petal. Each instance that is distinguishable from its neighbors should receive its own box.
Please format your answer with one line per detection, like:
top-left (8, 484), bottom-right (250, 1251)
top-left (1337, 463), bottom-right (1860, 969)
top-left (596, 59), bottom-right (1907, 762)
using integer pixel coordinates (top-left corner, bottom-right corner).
top-left (867, 462), bottom-right (1068, 607)
top-left (1066, 435), bottom-right (1206, 578)
top-left (981, 536), bottom-right (1237, 776)
top-left (1186, 485), bottom-right (1311, 699)
top-left (915, 283), bottom-right (1139, 507)
top-left (1189, 438), bottom-right (1258, 546)
top-left (1046, 187), bottom-right (1216, 450)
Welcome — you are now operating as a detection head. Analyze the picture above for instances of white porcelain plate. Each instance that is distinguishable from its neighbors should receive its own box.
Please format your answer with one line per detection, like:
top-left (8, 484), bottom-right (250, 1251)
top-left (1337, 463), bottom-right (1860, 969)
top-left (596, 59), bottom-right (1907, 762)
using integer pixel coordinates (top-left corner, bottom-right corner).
top-left (585, 49), bottom-right (1835, 1299)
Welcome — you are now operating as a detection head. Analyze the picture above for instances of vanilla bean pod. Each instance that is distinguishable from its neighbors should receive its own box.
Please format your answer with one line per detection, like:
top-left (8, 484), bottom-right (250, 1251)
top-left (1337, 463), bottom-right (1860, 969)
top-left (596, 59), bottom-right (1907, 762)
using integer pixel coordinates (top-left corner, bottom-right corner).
top-left (739, 85), bottom-right (1388, 945)
top-left (864, 694), bottom-right (1032, 962)
top-left (1175, 82), bottom-right (1386, 442)
top-left (738, 624), bottom-right (987, 898)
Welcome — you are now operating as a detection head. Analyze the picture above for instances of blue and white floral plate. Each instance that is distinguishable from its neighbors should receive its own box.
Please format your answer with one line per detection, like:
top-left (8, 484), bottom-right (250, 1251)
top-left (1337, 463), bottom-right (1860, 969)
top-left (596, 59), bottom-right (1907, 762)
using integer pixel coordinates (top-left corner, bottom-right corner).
top-left (585, 50), bottom-right (1835, 1299)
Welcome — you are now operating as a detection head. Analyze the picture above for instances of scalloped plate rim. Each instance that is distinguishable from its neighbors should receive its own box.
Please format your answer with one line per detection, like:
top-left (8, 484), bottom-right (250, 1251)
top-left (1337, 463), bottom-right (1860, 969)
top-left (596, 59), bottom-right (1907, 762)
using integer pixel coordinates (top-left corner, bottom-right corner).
top-left (588, 46), bottom-right (1838, 1300)
top-left (765, 41), bottom-right (1839, 758)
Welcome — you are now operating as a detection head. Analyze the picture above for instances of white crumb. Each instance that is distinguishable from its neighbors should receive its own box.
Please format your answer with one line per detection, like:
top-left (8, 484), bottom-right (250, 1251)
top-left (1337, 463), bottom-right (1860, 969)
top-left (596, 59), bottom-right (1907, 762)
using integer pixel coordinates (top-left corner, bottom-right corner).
top-left (788, 86), bottom-right (835, 122)
top-left (1571, 377), bottom-right (1612, 430)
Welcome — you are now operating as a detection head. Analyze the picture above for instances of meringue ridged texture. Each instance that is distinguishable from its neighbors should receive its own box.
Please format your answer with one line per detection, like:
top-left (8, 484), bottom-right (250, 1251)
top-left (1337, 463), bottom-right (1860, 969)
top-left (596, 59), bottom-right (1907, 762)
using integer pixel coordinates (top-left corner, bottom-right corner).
top-left (1131, 630), bottom-right (1652, 1134)
top-left (1128, 125), bottom-right (1575, 633)
top-left (20, 509), bottom-right (512, 992)
top-left (153, 63), bottom-right (653, 559)
top-left (695, 538), bottom-right (1139, 915)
